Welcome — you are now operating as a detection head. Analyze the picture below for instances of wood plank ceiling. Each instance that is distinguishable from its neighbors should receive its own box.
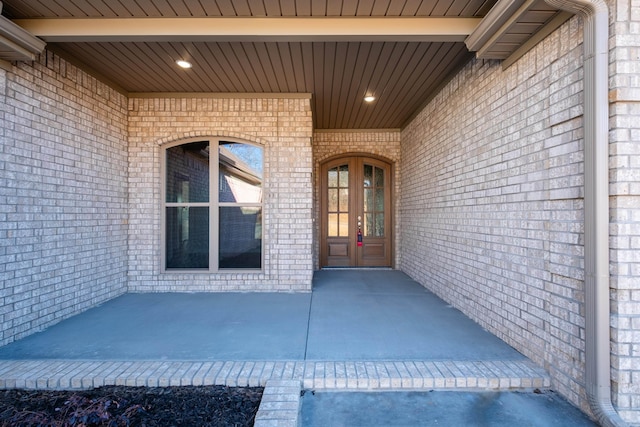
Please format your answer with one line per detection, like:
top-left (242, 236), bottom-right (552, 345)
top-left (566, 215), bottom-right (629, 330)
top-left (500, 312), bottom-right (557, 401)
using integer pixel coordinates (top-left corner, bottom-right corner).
top-left (1, 0), bottom-right (565, 129)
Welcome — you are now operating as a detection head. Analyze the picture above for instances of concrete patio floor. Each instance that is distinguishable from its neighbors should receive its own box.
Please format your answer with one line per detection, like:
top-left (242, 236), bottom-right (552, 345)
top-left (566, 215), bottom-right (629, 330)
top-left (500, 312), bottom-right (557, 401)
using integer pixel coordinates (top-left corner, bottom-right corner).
top-left (0, 269), bottom-right (525, 362)
top-left (0, 270), bottom-right (595, 426)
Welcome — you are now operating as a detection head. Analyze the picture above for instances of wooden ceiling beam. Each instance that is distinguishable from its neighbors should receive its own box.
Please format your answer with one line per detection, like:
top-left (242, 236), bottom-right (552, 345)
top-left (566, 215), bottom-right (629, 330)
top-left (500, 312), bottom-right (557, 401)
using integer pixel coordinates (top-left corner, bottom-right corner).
top-left (14, 17), bottom-right (481, 43)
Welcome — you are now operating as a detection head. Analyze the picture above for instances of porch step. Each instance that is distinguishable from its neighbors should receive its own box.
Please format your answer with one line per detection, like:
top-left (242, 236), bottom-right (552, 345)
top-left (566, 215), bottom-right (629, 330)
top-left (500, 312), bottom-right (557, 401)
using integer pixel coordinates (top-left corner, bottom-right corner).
top-left (0, 359), bottom-right (550, 391)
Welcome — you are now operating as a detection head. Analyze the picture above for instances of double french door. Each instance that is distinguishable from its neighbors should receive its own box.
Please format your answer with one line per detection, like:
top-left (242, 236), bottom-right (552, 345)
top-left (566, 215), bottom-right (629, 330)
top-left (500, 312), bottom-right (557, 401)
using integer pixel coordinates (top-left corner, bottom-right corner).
top-left (320, 156), bottom-right (392, 267)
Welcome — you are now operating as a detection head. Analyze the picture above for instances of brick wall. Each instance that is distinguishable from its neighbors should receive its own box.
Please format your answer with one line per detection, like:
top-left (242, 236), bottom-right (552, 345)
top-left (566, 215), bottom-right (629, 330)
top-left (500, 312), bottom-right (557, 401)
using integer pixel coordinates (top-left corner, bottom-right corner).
top-left (312, 130), bottom-right (402, 269)
top-left (0, 53), bottom-right (129, 346)
top-left (609, 0), bottom-right (640, 421)
top-left (127, 96), bottom-right (314, 292)
top-left (400, 17), bottom-right (605, 416)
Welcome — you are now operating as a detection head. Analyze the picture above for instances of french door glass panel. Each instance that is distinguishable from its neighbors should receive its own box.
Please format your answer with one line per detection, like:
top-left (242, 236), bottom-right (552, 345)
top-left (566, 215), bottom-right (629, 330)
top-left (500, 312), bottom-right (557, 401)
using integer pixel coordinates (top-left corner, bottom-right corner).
top-left (322, 156), bottom-right (391, 267)
top-left (362, 163), bottom-right (385, 237)
top-left (327, 164), bottom-right (349, 237)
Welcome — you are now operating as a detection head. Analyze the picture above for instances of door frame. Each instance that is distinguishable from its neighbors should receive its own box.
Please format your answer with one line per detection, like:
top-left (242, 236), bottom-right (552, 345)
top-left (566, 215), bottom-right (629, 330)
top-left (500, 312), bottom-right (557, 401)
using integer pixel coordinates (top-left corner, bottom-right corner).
top-left (319, 153), bottom-right (395, 268)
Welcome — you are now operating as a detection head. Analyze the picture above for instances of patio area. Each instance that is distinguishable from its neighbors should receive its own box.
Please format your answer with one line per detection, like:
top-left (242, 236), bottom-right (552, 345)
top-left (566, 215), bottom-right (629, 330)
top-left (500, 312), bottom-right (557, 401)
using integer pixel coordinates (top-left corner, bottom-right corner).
top-left (0, 270), bottom-right (548, 391)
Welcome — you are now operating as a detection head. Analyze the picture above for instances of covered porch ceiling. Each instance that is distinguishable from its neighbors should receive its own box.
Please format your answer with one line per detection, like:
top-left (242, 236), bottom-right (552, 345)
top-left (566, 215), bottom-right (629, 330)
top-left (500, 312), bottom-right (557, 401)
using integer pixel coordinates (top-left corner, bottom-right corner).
top-left (0, 0), bottom-right (570, 129)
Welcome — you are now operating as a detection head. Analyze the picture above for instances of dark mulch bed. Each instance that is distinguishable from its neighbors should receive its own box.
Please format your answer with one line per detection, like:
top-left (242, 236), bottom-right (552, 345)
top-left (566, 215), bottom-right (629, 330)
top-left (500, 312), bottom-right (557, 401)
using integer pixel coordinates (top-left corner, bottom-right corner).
top-left (0, 385), bottom-right (263, 427)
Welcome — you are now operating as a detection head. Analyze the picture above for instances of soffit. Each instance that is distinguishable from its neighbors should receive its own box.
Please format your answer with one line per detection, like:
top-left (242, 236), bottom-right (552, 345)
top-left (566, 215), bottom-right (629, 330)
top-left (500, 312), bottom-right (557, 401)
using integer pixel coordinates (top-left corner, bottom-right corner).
top-left (465, 0), bottom-right (571, 60)
top-left (1, 0), bottom-right (567, 129)
top-left (1, 0), bottom-right (496, 18)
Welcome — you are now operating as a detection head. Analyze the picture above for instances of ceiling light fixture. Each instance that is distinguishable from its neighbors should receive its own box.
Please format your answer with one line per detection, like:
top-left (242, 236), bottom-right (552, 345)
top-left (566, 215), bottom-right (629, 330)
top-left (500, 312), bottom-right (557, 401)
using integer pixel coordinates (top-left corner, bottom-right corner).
top-left (176, 60), bottom-right (192, 69)
top-left (364, 95), bottom-right (376, 103)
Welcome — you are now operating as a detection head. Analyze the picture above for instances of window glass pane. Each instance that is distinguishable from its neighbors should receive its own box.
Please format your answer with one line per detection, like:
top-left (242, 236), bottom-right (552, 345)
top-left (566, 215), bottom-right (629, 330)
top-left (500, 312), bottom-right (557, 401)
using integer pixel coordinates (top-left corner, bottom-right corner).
top-left (328, 189), bottom-right (338, 212)
top-left (339, 189), bottom-right (349, 211)
top-left (375, 188), bottom-right (385, 211)
top-left (219, 206), bottom-right (262, 269)
top-left (219, 142), bottom-right (263, 203)
top-left (338, 213), bottom-right (349, 237)
top-left (165, 139), bottom-right (264, 272)
top-left (328, 213), bottom-right (339, 237)
top-left (364, 188), bottom-right (373, 212)
top-left (328, 167), bottom-right (338, 187)
top-left (375, 167), bottom-right (384, 187)
top-left (364, 164), bottom-right (373, 187)
top-left (166, 206), bottom-right (209, 269)
top-left (375, 213), bottom-right (385, 237)
top-left (364, 213), bottom-right (374, 237)
top-left (166, 142), bottom-right (209, 203)
top-left (338, 165), bottom-right (349, 187)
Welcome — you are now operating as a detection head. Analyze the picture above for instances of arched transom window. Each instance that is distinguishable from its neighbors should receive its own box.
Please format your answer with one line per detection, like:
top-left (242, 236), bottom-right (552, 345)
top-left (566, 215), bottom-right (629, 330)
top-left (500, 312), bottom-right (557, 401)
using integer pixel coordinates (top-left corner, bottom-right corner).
top-left (163, 138), bottom-right (263, 271)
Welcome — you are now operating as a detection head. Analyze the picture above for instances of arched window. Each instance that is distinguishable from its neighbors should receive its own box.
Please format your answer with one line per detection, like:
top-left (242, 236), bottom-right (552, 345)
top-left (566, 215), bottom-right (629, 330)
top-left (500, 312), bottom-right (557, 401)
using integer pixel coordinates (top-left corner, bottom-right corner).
top-left (163, 138), bottom-right (263, 271)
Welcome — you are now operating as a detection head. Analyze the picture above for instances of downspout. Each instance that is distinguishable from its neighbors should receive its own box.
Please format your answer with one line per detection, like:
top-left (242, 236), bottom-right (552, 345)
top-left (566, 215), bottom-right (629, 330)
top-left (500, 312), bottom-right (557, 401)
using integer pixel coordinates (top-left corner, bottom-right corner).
top-left (541, 0), bottom-right (628, 425)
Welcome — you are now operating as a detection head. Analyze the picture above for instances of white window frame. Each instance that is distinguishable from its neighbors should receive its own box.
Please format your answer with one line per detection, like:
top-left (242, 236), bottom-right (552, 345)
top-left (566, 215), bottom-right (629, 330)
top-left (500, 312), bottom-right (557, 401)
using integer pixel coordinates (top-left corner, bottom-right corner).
top-left (161, 137), bottom-right (264, 273)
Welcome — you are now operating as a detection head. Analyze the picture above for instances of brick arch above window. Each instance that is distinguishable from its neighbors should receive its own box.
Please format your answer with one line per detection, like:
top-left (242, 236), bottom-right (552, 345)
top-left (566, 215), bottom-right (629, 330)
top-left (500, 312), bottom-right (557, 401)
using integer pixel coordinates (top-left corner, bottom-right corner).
top-left (156, 133), bottom-right (268, 148)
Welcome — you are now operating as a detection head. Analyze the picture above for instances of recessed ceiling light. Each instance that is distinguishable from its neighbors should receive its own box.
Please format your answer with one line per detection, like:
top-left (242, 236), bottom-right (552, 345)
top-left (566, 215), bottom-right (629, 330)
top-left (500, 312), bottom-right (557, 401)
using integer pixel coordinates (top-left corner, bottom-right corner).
top-left (364, 95), bottom-right (376, 103)
top-left (176, 60), bottom-right (192, 69)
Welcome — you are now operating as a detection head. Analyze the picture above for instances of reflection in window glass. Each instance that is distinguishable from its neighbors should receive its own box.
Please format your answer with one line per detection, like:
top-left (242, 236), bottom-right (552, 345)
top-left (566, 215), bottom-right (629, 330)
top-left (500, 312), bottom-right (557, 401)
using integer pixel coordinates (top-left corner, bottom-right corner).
top-left (165, 139), bottom-right (263, 271)
top-left (364, 164), bottom-right (373, 187)
top-left (219, 207), bottom-right (262, 269)
top-left (219, 142), bottom-right (263, 203)
top-left (166, 207), bottom-right (209, 269)
top-left (166, 142), bottom-right (209, 203)
top-left (375, 167), bottom-right (384, 187)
